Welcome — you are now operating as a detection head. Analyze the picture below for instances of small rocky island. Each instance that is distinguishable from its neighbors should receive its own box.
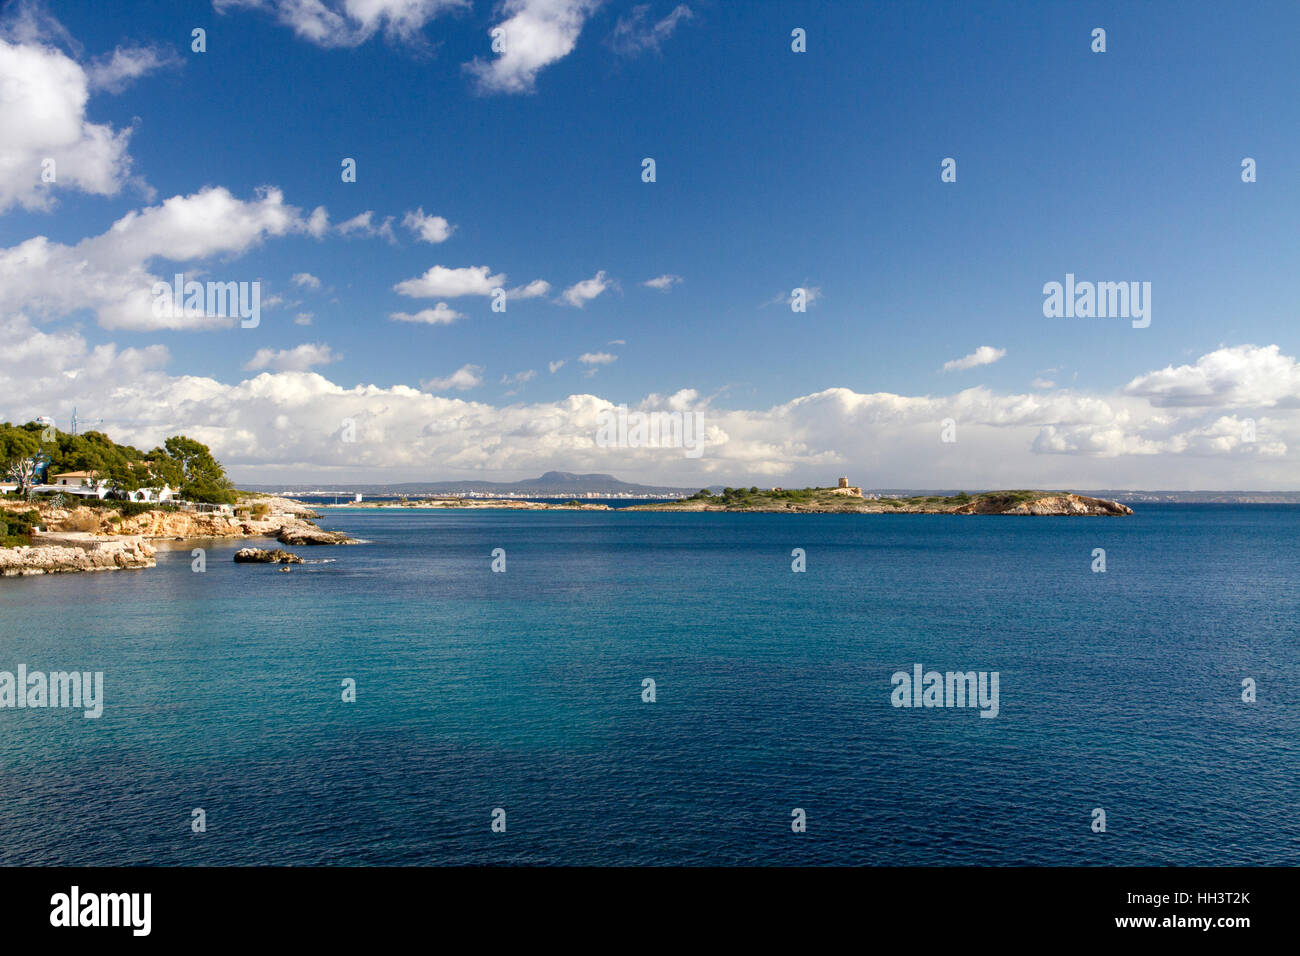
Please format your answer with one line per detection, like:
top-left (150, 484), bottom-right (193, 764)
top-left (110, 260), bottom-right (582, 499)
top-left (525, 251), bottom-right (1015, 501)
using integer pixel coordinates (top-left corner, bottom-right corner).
top-left (233, 547), bottom-right (304, 564)
top-left (631, 484), bottom-right (1133, 516)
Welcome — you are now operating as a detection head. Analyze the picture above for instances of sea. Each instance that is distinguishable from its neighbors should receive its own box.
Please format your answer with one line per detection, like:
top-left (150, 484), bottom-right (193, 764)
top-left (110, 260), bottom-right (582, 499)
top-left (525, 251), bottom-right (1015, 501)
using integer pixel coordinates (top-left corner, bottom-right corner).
top-left (1, 504), bottom-right (1296, 865)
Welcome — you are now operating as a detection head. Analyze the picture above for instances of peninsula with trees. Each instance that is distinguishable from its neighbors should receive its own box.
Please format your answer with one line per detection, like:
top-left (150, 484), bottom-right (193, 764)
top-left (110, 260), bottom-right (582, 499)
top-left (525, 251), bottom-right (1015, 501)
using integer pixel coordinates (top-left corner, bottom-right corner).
top-left (630, 481), bottom-right (1133, 515)
top-left (1, 421), bottom-right (355, 576)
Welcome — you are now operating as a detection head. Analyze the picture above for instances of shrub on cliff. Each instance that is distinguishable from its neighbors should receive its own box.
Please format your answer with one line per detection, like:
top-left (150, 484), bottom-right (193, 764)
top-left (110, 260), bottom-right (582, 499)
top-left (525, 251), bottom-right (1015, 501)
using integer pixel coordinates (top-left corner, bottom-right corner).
top-left (0, 509), bottom-right (40, 547)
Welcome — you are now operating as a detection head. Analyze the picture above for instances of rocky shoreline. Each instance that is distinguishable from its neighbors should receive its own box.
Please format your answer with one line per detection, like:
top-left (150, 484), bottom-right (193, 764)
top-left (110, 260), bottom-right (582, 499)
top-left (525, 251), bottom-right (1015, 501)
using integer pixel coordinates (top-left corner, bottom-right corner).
top-left (0, 535), bottom-right (156, 576)
top-left (0, 496), bottom-right (357, 576)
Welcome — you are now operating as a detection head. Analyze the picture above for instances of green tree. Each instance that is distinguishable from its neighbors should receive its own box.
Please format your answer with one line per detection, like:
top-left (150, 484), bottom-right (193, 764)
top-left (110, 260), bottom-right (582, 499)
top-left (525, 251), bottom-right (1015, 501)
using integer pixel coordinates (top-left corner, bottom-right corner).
top-left (160, 435), bottom-right (235, 503)
top-left (0, 424), bottom-right (41, 495)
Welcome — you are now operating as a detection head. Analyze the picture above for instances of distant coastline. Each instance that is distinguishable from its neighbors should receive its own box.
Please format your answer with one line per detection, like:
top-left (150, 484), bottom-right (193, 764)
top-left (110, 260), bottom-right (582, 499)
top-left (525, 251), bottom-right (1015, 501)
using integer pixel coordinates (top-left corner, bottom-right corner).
top-left (320, 488), bottom-right (1134, 516)
top-left (630, 488), bottom-right (1133, 516)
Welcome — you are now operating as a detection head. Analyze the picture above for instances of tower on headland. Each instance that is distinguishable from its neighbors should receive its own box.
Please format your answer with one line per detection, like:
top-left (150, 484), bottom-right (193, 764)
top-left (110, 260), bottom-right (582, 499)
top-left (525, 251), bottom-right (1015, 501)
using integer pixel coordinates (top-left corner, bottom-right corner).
top-left (831, 477), bottom-right (863, 497)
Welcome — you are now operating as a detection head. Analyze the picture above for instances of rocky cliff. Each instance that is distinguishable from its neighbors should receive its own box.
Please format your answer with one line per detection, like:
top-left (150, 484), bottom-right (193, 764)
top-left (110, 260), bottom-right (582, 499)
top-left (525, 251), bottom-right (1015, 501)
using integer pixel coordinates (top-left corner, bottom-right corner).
top-left (0, 535), bottom-right (155, 576)
top-left (960, 493), bottom-right (1133, 516)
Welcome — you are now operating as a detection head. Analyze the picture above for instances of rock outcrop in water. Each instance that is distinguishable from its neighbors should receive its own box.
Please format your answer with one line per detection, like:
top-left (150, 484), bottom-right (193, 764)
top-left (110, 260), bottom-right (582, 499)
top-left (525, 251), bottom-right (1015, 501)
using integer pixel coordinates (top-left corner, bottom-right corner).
top-left (275, 525), bottom-right (359, 545)
top-left (233, 547), bottom-right (304, 564)
top-left (0, 535), bottom-right (155, 576)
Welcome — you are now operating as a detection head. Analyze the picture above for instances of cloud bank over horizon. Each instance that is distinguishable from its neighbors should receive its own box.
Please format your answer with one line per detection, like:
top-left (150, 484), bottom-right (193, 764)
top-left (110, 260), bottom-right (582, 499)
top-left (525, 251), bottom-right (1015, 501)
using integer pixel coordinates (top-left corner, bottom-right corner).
top-left (0, 311), bottom-right (1292, 488)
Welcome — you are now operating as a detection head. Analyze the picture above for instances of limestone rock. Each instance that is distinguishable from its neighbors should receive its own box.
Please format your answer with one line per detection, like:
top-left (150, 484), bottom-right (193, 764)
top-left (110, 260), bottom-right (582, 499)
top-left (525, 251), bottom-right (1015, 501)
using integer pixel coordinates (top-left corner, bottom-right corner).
top-left (233, 548), bottom-right (304, 564)
top-left (276, 523), bottom-right (358, 545)
top-left (0, 536), bottom-right (155, 576)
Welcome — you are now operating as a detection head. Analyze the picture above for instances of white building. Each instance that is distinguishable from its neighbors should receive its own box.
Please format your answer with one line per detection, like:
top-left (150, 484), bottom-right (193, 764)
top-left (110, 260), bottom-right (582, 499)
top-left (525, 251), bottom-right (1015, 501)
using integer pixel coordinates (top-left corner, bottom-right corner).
top-left (39, 471), bottom-right (174, 503)
top-left (46, 471), bottom-right (108, 498)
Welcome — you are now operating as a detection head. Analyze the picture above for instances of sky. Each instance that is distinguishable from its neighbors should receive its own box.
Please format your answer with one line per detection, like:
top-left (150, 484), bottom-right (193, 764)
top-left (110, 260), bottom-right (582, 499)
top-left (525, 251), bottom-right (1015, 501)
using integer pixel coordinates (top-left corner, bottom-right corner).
top-left (2, 0), bottom-right (1299, 489)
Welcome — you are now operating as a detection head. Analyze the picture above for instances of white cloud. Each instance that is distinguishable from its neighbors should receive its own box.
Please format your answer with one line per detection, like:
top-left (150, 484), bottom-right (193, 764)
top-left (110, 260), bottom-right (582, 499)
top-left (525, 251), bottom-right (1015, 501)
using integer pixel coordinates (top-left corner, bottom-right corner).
top-left (548, 360), bottom-right (565, 373)
top-left (402, 207), bottom-right (454, 243)
top-left (609, 3), bottom-right (692, 56)
top-left (502, 369), bottom-right (537, 386)
top-left (214, 0), bottom-right (468, 49)
top-left (942, 346), bottom-right (1006, 373)
top-left (642, 273), bottom-right (682, 292)
top-left (389, 303), bottom-right (464, 325)
top-left (579, 351), bottom-right (617, 365)
top-left (0, 186), bottom-right (308, 330)
top-left (336, 210), bottom-right (395, 241)
top-left (86, 44), bottom-right (180, 93)
top-left (244, 343), bottom-right (340, 372)
top-left (465, 0), bottom-right (600, 94)
top-left (1, 318), bottom-right (1296, 487)
top-left (1123, 345), bottom-right (1300, 408)
top-left (0, 31), bottom-right (136, 212)
top-left (507, 279), bottom-right (551, 300)
top-left (421, 363), bottom-right (483, 391)
top-left (560, 270), bottom-right (612, 307)
top-left (305, 205), bottom-right (330, 238)
top-left (292, 272), bottom-right (322, 289)
top-left (294, 312), bottom-right (314, 326)
top-left (1031, 378), bottom-right (1056, 389)
top-left (394, 264), bottom-right (505, 298)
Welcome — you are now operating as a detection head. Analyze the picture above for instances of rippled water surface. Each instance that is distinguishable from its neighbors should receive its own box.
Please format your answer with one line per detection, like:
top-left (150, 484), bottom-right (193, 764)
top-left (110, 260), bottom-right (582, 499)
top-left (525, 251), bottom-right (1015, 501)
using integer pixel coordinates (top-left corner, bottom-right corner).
top-left (1, 504), bottom-right (1297, 865)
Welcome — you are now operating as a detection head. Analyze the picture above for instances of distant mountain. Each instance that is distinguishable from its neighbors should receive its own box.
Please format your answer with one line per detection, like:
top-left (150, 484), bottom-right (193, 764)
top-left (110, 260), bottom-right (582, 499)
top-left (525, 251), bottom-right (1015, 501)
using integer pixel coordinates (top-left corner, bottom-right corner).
top-left (243, 472), bottom-right (706, 497)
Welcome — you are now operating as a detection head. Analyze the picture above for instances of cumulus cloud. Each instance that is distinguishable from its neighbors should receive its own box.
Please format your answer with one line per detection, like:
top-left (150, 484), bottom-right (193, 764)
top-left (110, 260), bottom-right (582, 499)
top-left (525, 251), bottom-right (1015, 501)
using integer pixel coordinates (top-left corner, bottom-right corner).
top-left (402, 207), bottom-right (455, 243)
top-left (502, 369), bottom-right (537, 386)
top-left (0, 30), bottom-right (136, 212)
top-left (394, 264), bottom-right (505, 298)
top-left (0, 186), bottom-right (308, 330)
top-left (1123, 345), bottom-right (1300, 408)
top-left (214, 0), bottom-right (468, 49)
top-left (294, 312), bottom-right (314, 325)
top-left (336, 210), bottom-right (395, 241)
top-left (86, 44), bottom-right (180, 93)
top-left (507, 279), bottom-right (551, 300)
top-left (389, 303), bottom-right (464, 325)
top-left (560, 270), bottom-right (612, 307)
top-left (548, 360), bottom-right (565, 373)
top-left (465, 0), bottom-right (600, 94)
top-left (292, 272), bottom-right (322, 289)
top-left (942, 346), bottom-right (1006, 373)
top-left (304, 206), bottom-right (330, 238)
top-left (421, 363), bottom-right (483, 391)
top-left (244, 343), bottom-right (340, 372)
top-left (579, 351), bottom-right (616, 365)
top-left (0, 317), bottom-right (1295, 486)
top-left (642, 273), bottom-right (682, 292)
top-left (609, 3), bottom-right (692, 56)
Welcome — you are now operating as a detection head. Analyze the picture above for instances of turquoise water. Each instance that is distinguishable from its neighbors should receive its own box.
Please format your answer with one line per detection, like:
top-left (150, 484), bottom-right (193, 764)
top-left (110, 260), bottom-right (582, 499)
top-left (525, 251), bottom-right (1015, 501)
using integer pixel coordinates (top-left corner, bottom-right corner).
top-left (1, 505), bottom-right (1297, 865)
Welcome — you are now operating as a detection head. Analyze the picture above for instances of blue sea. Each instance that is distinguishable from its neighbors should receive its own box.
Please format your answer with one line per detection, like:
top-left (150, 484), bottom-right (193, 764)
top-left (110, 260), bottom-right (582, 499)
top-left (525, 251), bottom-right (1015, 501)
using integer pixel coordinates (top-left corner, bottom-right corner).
top-left (1, 505), bottom-right (1297, 866)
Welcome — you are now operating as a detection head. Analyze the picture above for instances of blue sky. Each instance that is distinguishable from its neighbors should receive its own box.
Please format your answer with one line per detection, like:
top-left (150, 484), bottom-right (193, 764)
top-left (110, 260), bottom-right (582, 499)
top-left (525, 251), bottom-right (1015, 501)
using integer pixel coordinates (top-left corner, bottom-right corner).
top-left (3, 0), bottom-right (1300, 487)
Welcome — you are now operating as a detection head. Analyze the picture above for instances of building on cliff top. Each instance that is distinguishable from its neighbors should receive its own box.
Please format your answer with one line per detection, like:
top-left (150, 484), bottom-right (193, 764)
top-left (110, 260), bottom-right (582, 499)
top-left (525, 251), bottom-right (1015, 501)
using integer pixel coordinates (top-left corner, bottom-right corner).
top-left (830, 477), bottom-right (863, 497)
